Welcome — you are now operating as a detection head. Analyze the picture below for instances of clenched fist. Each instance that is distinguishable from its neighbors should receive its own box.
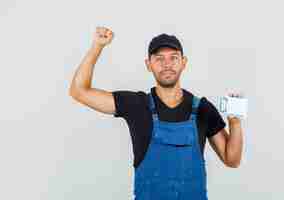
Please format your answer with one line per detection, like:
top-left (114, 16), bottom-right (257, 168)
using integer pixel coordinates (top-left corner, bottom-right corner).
top-left (93, 26), bottom-right (114, 48)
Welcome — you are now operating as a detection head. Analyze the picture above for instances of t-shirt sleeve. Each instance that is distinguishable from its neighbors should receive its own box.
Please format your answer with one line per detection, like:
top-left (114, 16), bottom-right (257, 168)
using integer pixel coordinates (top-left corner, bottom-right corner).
top-left (112, 90), bottom-right (143, 118)
top-left (199, 97), bottom-right (226, 138)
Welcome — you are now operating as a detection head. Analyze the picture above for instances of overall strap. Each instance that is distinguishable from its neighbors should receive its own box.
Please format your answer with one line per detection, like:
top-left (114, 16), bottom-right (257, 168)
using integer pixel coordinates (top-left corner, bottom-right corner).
top-left (148, 92), bottom-right (157, 114)
top-left (191, 95), bottom-right (201, 116)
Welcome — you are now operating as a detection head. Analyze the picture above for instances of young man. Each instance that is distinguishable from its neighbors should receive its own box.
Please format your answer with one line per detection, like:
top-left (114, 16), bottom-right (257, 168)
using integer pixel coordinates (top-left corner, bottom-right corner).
top-left (69, 26), bottom-right (243, 200)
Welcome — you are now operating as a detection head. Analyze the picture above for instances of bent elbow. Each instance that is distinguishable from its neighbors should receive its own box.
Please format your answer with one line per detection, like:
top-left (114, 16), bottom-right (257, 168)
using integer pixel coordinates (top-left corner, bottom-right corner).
top-left (69, 86), bottom-right (83, 99)
top-left (225, 158), bottom-right (241, 168)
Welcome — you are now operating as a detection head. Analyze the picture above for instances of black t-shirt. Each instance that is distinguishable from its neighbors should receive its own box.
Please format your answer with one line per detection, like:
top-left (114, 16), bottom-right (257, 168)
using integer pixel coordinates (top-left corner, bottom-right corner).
top-left (112, 86), bottom-right (226, 168)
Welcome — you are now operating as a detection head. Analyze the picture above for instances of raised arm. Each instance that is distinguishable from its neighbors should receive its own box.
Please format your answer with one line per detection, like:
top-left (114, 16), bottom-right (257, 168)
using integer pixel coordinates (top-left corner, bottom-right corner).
top-left (208, 93), bottom-right (244, 168)
top-left (69, 26), bottom-right (116, 115)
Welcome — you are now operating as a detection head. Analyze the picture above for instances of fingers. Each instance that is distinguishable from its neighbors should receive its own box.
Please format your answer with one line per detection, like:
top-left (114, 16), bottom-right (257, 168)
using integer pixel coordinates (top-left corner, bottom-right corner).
top-left (96, 26), bottom-right (113, 38)
top-left (107, 29), bottom-right (113, 37)
top-left (93, 26), bottom-right (114, 47)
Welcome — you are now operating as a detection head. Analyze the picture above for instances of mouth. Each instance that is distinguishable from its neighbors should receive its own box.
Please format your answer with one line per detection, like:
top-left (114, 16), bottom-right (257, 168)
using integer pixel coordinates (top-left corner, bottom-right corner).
top-left (162, 70), bottom-right (175, 75)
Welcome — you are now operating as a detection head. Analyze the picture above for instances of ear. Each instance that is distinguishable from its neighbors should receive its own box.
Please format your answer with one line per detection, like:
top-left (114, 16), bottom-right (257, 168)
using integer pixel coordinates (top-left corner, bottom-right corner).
top-left (181, 56), bottom-right (188, 70)
top-left (145, 58), bottom-right (152, 72)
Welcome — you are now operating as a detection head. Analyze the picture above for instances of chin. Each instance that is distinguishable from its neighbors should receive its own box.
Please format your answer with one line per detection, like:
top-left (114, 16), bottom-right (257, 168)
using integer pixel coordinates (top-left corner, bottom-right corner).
top-left (158, 80), bottom-right (178, 88)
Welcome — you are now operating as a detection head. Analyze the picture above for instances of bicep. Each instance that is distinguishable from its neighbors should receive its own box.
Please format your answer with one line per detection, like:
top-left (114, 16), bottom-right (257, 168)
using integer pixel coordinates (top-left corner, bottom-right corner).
top-left (71, 87), bottom-right (116, 115)
top-left (208, 128), bottom-right (229, 163)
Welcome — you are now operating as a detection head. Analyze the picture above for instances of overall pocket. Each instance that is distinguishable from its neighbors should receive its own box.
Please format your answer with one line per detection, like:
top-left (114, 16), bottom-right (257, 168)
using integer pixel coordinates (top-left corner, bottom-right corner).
top-left (154, 125), bottom-right (194, 146)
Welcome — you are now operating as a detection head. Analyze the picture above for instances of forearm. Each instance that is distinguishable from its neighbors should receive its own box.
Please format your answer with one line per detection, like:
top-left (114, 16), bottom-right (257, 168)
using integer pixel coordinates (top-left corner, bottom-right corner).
top-left (70, 44), bottom-right (104, 93)
top-left (225, 117), bottom-right (243, 167)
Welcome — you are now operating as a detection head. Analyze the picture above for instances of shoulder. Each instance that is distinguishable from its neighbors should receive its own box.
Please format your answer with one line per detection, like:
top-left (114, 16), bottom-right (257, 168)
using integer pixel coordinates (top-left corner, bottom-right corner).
top-left (112, 90), bottom-right (147, 99)
top-left (197, 96), bottom-right (226, 137)
top-left (191, 94), bottom-right (218, 117)
top-left (112, 90), bottom-right (148, 118)
top-left (182, 89), bottom-right (219, 119)
top-left (112, 90), bottom-right (148, 105)
top-left (182, 89), bottom-right (205, 109)
top-left (198, 96), bottom-right (220, 115)
top-left (182, 89), bottom-right (226, 138)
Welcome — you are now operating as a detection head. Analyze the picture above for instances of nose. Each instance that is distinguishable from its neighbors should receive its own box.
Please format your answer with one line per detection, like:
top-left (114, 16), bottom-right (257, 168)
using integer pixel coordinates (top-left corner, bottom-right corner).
top-left (163, 57), bottom-right (173, 66)
top-left (160, 61), bottom-right (173, 72)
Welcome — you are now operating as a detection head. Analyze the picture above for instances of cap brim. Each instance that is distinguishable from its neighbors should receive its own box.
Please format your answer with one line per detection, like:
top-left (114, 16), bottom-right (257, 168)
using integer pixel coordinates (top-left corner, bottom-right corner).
top-left (149, 42), bottom-right (180, 55)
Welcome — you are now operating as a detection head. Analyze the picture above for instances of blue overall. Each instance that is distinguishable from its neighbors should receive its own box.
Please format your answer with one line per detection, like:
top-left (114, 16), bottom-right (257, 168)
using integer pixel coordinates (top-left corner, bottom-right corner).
top-left (134, 92), bottom-right (208, 200)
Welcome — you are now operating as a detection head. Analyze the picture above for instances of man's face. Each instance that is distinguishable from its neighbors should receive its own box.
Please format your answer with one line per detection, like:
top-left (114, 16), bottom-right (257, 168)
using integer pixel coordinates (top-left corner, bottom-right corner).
top-left (145, 47), bottom-right (187, 88)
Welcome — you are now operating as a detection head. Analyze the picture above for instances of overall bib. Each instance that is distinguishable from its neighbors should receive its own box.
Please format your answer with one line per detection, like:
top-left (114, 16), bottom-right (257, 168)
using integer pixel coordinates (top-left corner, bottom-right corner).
top-left (134, 92), bottom-right (208, 200)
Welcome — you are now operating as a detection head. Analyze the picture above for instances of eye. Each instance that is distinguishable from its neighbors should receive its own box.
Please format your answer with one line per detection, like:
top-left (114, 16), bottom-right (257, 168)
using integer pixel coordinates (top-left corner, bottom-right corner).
top-left (155, 56), bottom-right (163, 62)
top-left (171, 56), bottom-right (178, 61)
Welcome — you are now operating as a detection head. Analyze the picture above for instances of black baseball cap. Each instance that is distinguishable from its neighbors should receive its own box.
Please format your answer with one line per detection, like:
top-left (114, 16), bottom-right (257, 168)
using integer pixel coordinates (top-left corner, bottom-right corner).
top-left (148, 33), bottom-right (183, 57)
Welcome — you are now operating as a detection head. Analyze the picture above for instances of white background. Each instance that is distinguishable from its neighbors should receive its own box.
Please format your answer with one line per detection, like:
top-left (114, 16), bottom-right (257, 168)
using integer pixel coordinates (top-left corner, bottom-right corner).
top-left (1, 0), bottom-right (283, 199)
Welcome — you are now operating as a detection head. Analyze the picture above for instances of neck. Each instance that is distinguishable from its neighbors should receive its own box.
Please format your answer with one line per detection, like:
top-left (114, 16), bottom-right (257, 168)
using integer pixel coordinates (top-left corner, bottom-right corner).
top-left (154, 84), bottom-right (183, 105)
